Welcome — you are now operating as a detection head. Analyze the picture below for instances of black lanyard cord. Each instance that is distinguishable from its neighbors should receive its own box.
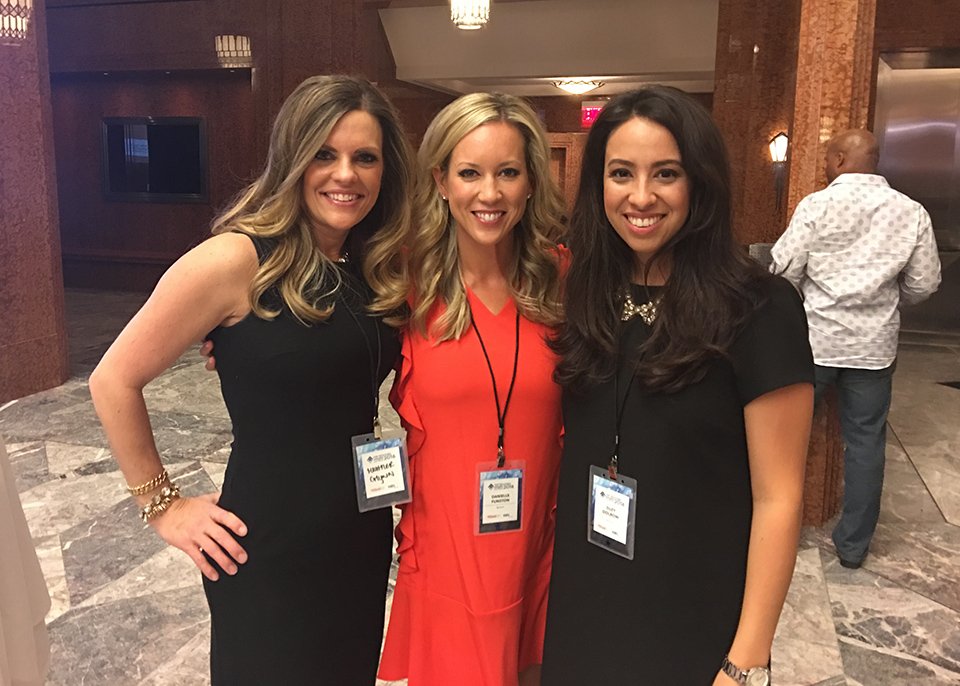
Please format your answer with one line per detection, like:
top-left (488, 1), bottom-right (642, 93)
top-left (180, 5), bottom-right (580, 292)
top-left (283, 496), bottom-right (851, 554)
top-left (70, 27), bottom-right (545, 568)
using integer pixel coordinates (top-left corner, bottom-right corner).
top-left (470, 307), bottom-right (521, 469)
top-left (610, 284), bottom-right (662, 478)
top-left (339, 282), bottom-right (383, 437)
top-left (611, 339), bottom-right (639, 479)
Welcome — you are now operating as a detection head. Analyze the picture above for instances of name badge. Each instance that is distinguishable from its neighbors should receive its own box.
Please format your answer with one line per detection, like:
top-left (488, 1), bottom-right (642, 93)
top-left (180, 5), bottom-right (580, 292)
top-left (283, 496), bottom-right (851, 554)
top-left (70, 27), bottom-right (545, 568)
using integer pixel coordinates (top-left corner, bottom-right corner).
top-left (476, 460), bottom-right (525, 534)
top-left (586, 465), bottom-right (637, 560)
top-left (352, 430), bottom-right (412, 512)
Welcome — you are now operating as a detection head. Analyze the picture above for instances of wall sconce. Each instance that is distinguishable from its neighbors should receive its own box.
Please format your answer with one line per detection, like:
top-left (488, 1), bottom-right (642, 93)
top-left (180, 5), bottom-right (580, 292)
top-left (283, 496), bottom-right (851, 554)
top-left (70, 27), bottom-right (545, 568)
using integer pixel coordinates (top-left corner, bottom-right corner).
top-left (451, 0), bottom-right (490, 30)
top-left (769, 132), bottom-right (789, 210)
top-left (0, 0), bottom-right (32, 45)
top-left (215, 35), bottom-right (252, 68)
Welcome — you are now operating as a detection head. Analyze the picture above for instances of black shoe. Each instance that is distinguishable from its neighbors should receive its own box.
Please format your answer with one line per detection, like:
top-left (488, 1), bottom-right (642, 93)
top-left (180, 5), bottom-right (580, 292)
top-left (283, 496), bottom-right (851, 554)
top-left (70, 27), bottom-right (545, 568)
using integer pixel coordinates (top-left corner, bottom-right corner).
top-left (839, 557), bottom-right (861, 569)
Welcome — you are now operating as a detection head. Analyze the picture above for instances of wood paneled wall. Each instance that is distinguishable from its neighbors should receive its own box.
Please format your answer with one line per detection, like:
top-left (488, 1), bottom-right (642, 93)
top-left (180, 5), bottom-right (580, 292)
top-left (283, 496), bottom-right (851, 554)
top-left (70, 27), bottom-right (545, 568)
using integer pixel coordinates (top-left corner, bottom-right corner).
top-left (875, 0), bottom-right (960, 50)
top-left (547, 133), bottom-right (587, 216)
top-left (45, 0), bottom-right (952, 291)
top-left (46, 0), bottom-right (393, 290)
top-left (52, 70), bottom-right (256, 290)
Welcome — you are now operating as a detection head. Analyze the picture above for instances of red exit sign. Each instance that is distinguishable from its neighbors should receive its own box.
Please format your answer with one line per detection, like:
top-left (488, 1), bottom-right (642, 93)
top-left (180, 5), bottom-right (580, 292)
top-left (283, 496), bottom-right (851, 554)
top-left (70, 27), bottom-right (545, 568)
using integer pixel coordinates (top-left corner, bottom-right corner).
top-left (580, 100), bottom-right (607, 129)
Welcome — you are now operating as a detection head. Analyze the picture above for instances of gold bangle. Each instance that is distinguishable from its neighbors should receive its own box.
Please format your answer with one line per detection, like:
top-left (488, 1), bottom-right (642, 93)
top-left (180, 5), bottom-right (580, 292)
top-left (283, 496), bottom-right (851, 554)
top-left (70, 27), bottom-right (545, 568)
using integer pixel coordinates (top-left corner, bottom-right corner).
top-left (127, 469), bottom-right (168, 496)
top-left (139, 483), bottom-right (181, 523)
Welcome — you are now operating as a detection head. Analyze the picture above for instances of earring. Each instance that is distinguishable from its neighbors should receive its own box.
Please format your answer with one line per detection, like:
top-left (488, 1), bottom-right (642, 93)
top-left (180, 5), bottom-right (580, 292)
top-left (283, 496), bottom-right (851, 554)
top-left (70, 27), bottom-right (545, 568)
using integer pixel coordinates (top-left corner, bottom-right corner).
top-left (527, 194), bottom-right (532, 199)
top-left (441, 195), bottom-right (447, 201)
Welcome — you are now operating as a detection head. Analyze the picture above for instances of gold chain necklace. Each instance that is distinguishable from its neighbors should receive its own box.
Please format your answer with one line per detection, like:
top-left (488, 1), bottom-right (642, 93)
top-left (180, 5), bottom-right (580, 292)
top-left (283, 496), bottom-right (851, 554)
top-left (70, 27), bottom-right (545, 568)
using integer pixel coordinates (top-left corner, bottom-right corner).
top-left (620, 290), bottom-right (661, 325)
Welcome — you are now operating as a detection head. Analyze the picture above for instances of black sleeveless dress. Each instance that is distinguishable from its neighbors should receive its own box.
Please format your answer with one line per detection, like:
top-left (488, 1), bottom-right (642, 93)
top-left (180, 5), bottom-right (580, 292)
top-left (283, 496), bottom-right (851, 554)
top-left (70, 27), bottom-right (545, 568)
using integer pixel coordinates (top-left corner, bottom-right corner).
top-left (203, 236), bottom-right (399, 685)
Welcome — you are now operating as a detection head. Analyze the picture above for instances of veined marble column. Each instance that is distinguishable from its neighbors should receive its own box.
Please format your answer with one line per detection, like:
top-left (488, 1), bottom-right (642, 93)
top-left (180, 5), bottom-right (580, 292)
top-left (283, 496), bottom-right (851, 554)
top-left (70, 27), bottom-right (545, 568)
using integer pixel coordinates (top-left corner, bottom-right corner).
top-left (787, 0), bottom-right (877, 209)
top-left (714, 0), bottom-right (878, 525)
top-left (0, 0), bottom-right (69, 403)
top-left (788, 0), bottom-right (877, 526)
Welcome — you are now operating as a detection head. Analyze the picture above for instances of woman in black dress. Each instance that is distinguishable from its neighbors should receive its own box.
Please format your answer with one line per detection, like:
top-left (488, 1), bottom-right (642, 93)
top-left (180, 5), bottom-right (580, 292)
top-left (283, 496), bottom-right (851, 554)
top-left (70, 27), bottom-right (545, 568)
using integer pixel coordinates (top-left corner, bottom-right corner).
top-left (542, 87), bottom-right (814, 685)
top-left (90, 75), bottom-right (412, 684)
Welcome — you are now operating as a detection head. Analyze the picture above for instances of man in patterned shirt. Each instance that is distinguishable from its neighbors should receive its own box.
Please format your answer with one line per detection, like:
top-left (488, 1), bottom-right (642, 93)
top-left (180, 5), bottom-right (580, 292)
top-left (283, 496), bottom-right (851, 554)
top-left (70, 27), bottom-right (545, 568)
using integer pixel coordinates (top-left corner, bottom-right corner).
top-left (770, 129), bottom-right (941, 569)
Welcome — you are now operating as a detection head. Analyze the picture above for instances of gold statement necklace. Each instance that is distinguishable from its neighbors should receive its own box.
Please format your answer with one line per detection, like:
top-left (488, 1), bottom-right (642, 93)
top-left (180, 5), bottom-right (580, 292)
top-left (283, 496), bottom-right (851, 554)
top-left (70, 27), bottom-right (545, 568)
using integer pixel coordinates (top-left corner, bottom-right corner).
top-left (620, 290), bottom-right (662, 325)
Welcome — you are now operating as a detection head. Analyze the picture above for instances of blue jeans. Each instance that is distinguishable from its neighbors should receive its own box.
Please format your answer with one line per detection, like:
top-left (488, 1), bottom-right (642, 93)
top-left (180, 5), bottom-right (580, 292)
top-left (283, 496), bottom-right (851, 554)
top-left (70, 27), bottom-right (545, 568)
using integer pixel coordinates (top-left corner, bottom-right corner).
top-left (814, 364), bottom-right (894, 565)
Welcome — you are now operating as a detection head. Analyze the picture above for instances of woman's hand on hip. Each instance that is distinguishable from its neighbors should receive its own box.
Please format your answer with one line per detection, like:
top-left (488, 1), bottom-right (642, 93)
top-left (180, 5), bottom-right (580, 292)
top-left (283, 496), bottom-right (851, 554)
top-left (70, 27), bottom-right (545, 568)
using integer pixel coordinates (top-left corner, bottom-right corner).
top-left (150, 492), bottom-right (248, 581)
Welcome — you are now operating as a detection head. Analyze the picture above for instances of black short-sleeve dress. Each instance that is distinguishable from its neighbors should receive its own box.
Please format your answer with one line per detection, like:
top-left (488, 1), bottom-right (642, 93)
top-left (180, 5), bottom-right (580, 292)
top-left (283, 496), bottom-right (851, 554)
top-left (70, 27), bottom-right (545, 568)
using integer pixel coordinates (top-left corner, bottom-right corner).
top-left (541, 276), bottom-right (813, 685)
top-left (203, 236), bottom-right (400, 685)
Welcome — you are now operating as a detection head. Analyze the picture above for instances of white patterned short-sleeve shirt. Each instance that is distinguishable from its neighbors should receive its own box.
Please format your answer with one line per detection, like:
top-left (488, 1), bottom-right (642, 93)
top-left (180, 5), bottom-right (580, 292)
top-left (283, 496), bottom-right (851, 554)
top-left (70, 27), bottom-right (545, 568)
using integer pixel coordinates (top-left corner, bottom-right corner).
top-left (770, 173), bottom-right (941, 369)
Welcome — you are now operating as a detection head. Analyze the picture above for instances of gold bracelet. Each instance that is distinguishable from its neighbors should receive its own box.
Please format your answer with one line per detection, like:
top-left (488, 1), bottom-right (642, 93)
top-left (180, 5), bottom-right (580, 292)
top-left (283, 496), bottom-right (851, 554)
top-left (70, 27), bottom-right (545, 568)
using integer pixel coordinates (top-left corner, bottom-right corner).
top-left (127, 469), bottom-right (169, 496)
top-left (139, 483), bottom-right (181, 523)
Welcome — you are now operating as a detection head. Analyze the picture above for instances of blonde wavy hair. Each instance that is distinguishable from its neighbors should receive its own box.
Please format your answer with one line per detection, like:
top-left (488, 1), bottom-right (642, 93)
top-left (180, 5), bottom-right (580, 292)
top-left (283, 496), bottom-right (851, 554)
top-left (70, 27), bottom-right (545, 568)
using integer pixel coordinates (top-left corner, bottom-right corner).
top-left (211, 74), bottom-right (413, 324)
top-left (405, 92), bottom-right (566, 341)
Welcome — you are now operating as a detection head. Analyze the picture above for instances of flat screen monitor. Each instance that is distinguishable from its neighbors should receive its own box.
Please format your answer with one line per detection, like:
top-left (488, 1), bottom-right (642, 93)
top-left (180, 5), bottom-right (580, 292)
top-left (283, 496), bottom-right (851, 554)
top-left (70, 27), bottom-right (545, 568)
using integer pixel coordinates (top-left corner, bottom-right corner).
top-left (101, 117), bottom-right (207, 203)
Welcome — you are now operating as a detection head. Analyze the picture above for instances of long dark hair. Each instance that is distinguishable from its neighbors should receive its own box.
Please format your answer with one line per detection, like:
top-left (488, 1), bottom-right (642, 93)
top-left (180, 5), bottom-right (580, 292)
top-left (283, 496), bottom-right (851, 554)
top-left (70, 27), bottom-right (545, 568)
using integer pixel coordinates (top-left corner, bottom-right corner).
top-left (552, 85), bottom-right (769, 393)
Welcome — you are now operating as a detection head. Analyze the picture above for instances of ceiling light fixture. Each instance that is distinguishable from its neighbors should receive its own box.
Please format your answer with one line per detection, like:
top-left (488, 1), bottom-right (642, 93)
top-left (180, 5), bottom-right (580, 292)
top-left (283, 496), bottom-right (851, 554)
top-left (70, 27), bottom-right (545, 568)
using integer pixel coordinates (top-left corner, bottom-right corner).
top-left (554, 79), bottom-right (604, 95)
top-left (451, 0), bottom-right (490, 30)
top-left (0, 0), bottom-right (32, 45)
top-left (215, 35), bottom-right (252, 68)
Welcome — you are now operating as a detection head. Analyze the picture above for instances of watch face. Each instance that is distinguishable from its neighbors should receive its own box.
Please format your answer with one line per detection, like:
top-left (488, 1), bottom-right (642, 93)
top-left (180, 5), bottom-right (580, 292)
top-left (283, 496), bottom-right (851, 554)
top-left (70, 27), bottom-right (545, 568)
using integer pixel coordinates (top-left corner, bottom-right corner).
top-left (745, 668), bottom-right (771, 686)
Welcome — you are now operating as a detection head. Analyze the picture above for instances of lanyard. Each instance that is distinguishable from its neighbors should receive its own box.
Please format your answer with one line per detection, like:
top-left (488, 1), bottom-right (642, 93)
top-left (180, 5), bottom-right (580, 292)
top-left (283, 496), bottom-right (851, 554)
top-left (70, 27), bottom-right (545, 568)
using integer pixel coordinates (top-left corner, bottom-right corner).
top-left (470, 306), bottom-right (520, 469)
top-left (609, 350), bottom-right (636, 479)
top-left (338, 277), bottom-right (384, 438)
top-left (610, 284), bottom-right (661, 478)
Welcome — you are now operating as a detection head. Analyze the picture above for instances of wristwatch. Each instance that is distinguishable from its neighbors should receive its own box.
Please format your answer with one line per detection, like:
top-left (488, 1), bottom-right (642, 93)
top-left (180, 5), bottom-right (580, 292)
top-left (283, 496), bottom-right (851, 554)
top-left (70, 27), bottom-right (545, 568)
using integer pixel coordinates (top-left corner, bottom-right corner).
top-left (720, 654), bottom-right (771, 686)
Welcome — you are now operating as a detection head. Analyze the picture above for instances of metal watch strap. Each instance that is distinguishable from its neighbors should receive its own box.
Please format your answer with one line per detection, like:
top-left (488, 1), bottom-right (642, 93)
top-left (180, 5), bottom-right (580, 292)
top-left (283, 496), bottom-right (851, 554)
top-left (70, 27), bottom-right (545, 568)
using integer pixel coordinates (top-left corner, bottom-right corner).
top-left (721, 655), bottom-right (748, 685)
top-left (721, 654), bottom-right (770, 686)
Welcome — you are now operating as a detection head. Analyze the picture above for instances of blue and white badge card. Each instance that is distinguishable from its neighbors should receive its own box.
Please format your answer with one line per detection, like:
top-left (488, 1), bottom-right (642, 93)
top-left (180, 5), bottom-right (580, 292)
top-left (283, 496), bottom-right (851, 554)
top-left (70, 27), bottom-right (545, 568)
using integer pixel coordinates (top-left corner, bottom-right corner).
top-left (586, 465), bottom-right (637, 560)
top-left (475, 460), bottom-right (525, 535)
top-left (352, 429), bottom-right (412, 512)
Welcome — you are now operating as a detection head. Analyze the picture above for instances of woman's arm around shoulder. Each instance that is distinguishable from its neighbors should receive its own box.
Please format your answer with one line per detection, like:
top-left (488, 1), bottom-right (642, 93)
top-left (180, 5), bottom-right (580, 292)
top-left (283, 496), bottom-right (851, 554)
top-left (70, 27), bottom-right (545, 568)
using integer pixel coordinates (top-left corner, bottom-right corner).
top-left (552, 243), bottom-right (572, 277)
top-left (89, 232), bottom-right (259, 581)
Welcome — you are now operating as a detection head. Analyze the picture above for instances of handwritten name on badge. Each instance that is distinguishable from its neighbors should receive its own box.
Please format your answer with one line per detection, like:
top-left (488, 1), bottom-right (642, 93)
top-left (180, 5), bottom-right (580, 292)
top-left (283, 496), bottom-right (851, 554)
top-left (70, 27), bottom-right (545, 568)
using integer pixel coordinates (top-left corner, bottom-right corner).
top-left (363, 447), bottom-right (405, 497)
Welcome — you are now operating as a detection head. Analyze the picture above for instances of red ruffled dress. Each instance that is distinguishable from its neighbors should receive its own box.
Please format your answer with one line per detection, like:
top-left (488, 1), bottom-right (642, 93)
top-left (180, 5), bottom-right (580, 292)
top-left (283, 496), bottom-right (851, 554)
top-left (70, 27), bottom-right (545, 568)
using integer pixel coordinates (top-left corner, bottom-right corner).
top-left (377, 289), bottom-right (563, 686)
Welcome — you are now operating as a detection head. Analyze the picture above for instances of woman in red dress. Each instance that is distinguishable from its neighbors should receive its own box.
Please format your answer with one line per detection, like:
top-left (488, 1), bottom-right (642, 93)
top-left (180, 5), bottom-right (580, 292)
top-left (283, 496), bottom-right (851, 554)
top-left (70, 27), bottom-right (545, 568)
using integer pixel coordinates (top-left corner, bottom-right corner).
top-left (377, 92), bottom-right (567, 686)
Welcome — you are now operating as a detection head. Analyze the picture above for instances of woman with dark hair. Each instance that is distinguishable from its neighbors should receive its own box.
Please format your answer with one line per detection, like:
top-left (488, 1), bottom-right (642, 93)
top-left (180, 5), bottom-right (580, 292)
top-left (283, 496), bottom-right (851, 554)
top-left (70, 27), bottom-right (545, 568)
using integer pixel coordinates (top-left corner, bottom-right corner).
top-left (90, 75), bottom-right (412, 684)
top-left (540, 86), bottom-right (814, 685)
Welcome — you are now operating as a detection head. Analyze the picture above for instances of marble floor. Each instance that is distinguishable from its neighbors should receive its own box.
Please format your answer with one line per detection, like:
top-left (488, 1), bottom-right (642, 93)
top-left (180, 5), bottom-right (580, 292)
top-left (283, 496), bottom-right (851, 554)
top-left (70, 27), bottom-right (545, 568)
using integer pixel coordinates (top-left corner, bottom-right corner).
top-left (2, 288), bottom-right (959, 686)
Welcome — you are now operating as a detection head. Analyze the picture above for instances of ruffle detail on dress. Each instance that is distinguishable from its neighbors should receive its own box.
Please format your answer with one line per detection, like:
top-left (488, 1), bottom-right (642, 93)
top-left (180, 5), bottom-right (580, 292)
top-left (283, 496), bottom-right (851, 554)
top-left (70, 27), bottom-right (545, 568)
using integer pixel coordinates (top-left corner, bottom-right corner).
top-left (389, 331), bottom-right (425, 569)
top-left (390, 331), bottom-right (426, 456)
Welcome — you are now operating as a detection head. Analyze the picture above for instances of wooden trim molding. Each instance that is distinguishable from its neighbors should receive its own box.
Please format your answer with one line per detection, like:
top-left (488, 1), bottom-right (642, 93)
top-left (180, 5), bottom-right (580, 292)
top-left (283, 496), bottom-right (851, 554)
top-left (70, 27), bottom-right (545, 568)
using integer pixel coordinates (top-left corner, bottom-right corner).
top-left (62, 249), bottom-right (179, 266)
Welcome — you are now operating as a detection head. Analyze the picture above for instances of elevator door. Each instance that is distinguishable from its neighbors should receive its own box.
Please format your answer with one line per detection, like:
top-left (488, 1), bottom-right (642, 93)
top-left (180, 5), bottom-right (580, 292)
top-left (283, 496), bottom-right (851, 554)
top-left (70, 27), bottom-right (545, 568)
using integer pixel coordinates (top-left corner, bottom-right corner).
top-left (874, 53), bottom-right (960, 334)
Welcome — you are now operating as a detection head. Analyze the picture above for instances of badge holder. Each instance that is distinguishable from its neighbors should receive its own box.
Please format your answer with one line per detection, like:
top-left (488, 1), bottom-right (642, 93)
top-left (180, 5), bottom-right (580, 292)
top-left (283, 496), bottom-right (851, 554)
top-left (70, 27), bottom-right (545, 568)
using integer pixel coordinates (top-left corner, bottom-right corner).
top-left (475, 460), bottom-right (525, 535)
top-left (352, 425), bottom-right (412, 513)
top-left (586, 464), bottom-right (637, 560)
